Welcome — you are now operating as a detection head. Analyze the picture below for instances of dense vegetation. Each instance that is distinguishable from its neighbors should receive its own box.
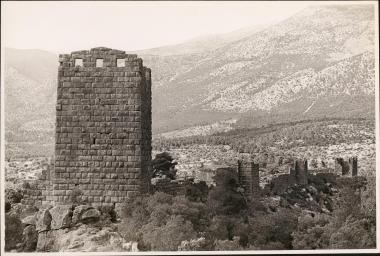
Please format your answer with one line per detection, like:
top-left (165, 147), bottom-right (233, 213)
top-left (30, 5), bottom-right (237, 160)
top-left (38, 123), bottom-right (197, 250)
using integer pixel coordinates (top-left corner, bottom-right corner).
top-left (119, 167), bottom-right (376, 251)
top-left (154, 118), bottom-right (374, 154)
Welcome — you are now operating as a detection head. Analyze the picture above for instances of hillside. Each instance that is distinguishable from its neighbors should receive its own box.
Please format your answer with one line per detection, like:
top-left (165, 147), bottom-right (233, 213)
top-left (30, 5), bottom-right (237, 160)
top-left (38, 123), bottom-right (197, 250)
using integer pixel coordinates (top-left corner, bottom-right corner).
top-left (144, 4), bottom-right (375, 132)
top-left (131, 24), bottom-right (269, 56)
top-left (4, 49), bottom-right (57, 157)
top-left (3, 4), bottom-right (376, 157)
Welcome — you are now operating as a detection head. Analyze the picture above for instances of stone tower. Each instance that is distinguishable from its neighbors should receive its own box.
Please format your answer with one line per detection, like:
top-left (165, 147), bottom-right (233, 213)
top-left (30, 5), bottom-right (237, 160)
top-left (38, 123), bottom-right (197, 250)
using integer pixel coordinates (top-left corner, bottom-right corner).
top-left (289, 159), bottom-right (308, 185)
top-left (237, 160), bottom-right (260, 200)
top-left (53, 47), bottom-right (152, 207)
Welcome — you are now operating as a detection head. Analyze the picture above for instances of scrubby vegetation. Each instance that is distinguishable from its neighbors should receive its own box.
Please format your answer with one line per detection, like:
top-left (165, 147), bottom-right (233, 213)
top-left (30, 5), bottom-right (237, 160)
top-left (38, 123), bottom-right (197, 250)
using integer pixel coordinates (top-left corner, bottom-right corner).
top-left (119, 167), bottom-right (376, 251)
top-left (154, 118), bottom-right (374, 154)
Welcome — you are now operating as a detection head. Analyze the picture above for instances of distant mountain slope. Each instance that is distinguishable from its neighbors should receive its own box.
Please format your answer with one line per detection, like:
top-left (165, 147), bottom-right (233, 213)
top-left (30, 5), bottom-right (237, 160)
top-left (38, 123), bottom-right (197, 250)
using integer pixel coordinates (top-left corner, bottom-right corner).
top-left (3, 4), bottom-right (376, 156)
top-left (132, 24), bottom-right (270, 56)
top-left (4, 48), bottom-right (57, 157)
top-left (142, 4), bottom-right (375, 132)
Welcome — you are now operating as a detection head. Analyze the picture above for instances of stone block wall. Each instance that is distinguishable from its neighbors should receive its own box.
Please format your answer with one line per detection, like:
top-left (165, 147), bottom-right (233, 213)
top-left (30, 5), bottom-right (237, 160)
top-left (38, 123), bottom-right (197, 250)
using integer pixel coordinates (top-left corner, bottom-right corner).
top-left (151, 178), bottom-right (192, 196)
top-left (21, 163), bottom-right (53, 207)
top-left (237, 160), bottom-right (260, 199)
top-left (49, 47), bottom-right (152, 207)
top-left (290, 159), bottom-right (308, 185)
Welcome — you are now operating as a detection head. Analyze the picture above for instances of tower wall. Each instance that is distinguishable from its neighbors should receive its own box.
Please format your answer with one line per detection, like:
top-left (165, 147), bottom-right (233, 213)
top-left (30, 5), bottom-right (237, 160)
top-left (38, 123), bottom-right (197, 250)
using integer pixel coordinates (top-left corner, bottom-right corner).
top-left (52, 47), bottom-right (152, 207)
top-left (289, 159), bottom-right (308, 185)
top-left (237, 160), bottom-right (260, 199)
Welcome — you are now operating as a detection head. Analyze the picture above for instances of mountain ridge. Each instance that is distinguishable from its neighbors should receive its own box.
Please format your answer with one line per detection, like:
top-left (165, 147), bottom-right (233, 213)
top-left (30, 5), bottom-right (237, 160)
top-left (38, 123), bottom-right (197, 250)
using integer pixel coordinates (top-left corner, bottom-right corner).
top-left (3, 4), bottom-right (376, 156)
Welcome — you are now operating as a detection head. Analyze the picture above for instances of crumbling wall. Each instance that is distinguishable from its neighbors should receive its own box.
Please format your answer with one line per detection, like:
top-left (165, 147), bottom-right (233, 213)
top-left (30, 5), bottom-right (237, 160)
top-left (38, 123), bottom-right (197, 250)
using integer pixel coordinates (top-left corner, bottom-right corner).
top-left (151, 178), bottom-right (192, 196)
top-left (21, 160), bottom-right (54, 207)
top-left (335, 157), bottom-right (358, 176)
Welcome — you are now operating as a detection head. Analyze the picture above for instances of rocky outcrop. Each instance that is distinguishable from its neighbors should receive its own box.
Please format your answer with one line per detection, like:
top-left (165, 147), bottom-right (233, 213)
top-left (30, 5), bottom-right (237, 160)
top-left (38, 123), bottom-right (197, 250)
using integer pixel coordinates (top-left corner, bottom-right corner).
top-left (31, 204), bottom-right (136, 252)
top-left (22, 225), bottom-right (38, 252)
top-left (50, 205), bottom-right (73, 229)
top-left (35, 208), bottom-right (52, 232)
top-left (72, 205), bottom-right (93, 225)
top-left (81, 208), bottom-right (100, 223)
top-left (22, 215), bottom-right (36, 226)
top-left (37, 229), bottom-right (64, 252)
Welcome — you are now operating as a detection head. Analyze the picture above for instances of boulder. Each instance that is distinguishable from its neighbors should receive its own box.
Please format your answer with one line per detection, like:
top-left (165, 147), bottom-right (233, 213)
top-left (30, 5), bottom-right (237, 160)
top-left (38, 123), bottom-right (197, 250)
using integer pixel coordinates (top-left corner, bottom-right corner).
top-left (72, 205), bottom-right (93, 224)
top-left (36, 230), bottom-right (59, 252)
top-left (35, 209), bottom-right (52, 232)
top-left (36, 224), bottom-right (129, 252)
top-left (22, 225), bottom-right (38, 252)
top-left (22, 214), bottom-right (36, 226)
top-left (50, 205), bottom-right (73, 230)
top-left (81, 208), bottom-right (100, 223)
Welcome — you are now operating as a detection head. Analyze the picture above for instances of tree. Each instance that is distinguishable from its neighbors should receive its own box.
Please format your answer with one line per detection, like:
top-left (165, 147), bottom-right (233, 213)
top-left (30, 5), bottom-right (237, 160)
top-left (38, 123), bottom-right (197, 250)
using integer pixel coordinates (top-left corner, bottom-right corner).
top-left (185, 181), bottom-right (209, 203)
top-left (142, 215), bottom-right (197, 251)
top-left (207, 168), bottom-right (247, 215)
top-left (151, 152), bottom-right (178, 179)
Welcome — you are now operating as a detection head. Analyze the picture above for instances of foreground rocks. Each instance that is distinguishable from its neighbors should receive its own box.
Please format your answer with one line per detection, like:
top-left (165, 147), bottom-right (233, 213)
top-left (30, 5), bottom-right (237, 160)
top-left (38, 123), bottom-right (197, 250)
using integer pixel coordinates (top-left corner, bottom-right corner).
top-left (50, 205), bottom-right (73, 229)
top-left (13, 204), bottom-right (138, 252)
top-left (36, 224), bottom-right (138, 252)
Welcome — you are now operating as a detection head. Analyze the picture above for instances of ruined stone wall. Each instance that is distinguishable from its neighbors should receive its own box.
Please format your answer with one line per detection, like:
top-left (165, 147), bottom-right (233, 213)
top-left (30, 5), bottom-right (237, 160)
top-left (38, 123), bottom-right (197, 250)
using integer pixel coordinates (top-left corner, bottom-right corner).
top-left (348, 157), bottom-right (358, 176)
top-left (290, 159), bottom-right (308, 185)
top-left (335, 157), bottom-right (358, 176)
top-left (21, 167), bottom-right (52, 207)
top-left (49, 47), bottom-right (151, 207)
top-left (237, 160), bottom-right (260, 199)
top-left (151, 178), bottom-right (192, 196)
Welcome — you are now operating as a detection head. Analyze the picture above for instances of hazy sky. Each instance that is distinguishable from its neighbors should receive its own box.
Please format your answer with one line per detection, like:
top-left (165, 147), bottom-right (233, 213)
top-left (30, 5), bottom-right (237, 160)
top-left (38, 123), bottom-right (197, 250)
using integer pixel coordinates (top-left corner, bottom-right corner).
top-left (1, 1), bottom-right (370, 53)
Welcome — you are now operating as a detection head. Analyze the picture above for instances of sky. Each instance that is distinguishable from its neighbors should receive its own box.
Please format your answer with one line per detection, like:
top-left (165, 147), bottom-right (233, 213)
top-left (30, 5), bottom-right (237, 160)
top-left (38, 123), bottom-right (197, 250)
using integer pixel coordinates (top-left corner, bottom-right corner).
top-left (1, 1), bottom-right (371, 53)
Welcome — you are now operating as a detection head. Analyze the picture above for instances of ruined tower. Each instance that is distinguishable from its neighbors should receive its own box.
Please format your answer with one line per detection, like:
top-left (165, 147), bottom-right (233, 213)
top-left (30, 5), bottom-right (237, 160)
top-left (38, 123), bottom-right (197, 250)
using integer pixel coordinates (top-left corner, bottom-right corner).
top-left (335, 157), bottom-right (358, 176)
top-left (348, 156), bottom-right (358, 176)
top-left (237, 160), bottom-right (260, 199)
top-left (289, 159), bottom-right (308, 185)
top-left (53, 47), bottom-right (152, 207)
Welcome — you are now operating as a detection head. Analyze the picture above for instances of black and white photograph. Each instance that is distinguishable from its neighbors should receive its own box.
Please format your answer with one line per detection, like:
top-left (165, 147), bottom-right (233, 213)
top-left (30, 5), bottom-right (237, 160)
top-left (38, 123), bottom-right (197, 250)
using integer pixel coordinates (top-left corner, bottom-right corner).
top-left (1, 0), bottom-right (379, 254)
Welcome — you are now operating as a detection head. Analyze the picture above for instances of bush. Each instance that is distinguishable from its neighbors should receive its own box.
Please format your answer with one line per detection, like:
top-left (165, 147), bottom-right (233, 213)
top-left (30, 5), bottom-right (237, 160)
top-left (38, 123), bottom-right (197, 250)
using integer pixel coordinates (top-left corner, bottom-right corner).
top-left (119, 193), bottom-right (206, 251)
top-left (185, 181), bottom-right (209, 203)
top-left (6, 188), bottom-right (23, 205)
top-left (292, 212), bottom-right (332, 249)
top-left (142, 215), bottom-right (197, 251)
top-left (329, 215), bottom-right (376, 249)
top-left (207, 168), bottom-right (246, 215)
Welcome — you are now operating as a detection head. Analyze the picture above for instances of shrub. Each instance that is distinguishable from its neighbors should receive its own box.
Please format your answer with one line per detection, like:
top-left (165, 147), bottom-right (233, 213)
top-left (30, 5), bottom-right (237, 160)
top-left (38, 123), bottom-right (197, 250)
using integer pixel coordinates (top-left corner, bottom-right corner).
top-left (141, 215), bottom-right (197, 251)
top-left (185, 181), bottom-right (209, 203)
top-left (207, 168), bottom-right (246, 215)
top-left (5, 188), bottom-right (23, 205)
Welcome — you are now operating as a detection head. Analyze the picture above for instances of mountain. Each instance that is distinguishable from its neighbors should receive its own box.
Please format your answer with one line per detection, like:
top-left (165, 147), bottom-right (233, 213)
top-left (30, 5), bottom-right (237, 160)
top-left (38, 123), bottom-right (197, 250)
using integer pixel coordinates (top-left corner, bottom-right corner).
top-left (132, 24), bottom-right (270, 56)
top-left (4, 48), bottom-right (58, 157)
top-left (140, 4), bottom-right (375, 132)
top-left (3, 4), bottom-right (376, 157)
